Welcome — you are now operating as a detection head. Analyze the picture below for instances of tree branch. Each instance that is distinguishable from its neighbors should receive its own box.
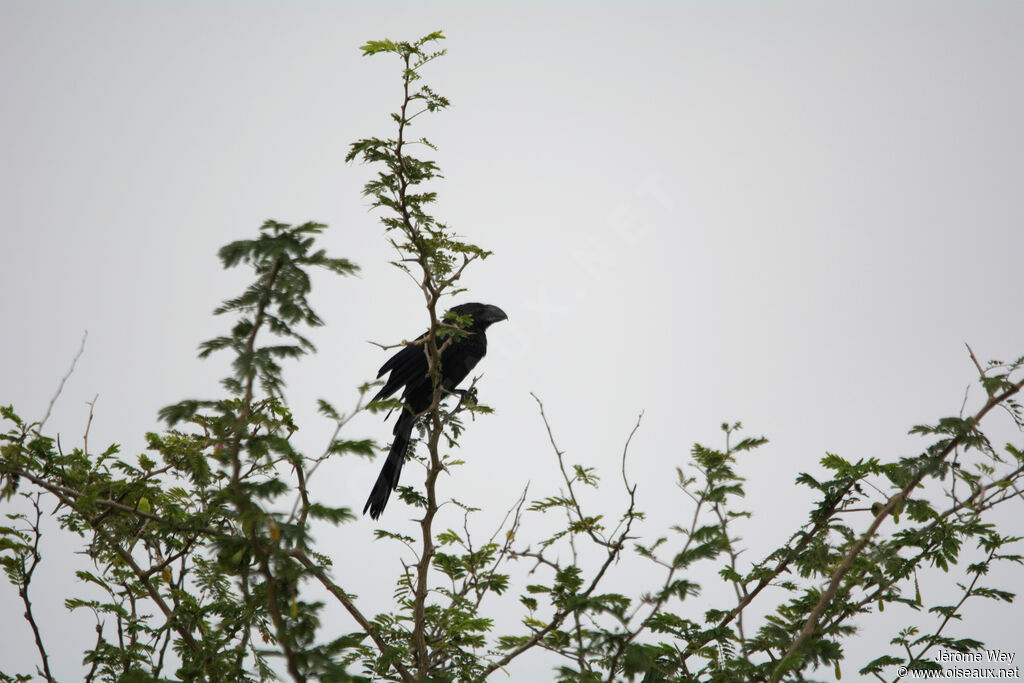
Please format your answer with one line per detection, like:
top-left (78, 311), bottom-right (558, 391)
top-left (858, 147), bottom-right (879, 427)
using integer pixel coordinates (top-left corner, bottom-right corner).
top-left (18, 494), bottom-right (54, 682)
top-left (776, 375), bottom-right (1024, 675)
top-left (40, 329), bottom-right (88, 429)
top-left (291, 549), bottom-right (415, 683)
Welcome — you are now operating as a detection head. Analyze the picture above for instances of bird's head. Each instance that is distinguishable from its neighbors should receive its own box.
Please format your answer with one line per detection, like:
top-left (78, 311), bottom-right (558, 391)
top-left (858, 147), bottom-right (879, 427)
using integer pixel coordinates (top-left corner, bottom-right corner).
top-left (447, 303), bottom-right (508, 330)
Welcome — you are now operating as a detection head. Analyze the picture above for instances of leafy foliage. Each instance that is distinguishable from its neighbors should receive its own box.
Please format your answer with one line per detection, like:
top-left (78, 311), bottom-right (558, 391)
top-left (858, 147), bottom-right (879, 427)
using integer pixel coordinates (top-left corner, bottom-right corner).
top-left (2, 31), bottom-right (1024, 683)
top-left (2, 221), bottom-right (366, 682)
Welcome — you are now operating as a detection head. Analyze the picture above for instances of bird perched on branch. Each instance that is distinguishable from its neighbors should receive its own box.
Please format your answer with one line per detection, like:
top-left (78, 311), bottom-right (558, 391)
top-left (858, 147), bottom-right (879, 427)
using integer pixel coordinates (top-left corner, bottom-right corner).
top-left (364, 302), bottom-right (508, 519)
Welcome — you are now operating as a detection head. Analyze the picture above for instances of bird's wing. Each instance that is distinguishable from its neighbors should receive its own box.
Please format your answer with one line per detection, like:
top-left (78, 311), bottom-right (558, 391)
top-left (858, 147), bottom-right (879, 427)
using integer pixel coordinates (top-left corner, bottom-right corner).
top-left (373, 332), bottom-right (429, 402)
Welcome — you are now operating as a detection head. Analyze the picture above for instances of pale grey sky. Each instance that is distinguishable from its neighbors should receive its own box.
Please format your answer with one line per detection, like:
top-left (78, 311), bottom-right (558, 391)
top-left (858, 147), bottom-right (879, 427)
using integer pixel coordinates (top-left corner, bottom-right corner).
top-left (2, 2), bottom-right (1023, 680)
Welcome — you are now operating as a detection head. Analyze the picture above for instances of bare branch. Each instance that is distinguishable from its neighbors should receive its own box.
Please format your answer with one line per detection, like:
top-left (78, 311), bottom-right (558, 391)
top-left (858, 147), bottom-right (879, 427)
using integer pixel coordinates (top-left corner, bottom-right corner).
top-left (40, 329), bottom-right (88, 429)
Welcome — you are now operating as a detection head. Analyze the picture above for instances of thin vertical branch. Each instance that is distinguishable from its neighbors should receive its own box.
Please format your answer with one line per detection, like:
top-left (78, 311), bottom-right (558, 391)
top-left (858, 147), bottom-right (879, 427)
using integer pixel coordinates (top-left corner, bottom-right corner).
top-left (19, 493), bottom-right (55, 683)
top-left (223, 255), bottom-right (306, 683)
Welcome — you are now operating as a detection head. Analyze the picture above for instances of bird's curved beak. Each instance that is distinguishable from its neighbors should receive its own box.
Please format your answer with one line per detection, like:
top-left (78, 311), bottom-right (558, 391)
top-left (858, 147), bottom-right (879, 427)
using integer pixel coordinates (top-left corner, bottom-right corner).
top-left (487, 306), bottom-right (509, 323)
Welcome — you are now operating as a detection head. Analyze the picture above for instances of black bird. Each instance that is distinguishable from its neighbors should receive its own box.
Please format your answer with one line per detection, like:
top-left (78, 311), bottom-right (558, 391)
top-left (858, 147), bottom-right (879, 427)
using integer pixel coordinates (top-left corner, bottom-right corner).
top-left (364, 302), bottom-right (508, 519)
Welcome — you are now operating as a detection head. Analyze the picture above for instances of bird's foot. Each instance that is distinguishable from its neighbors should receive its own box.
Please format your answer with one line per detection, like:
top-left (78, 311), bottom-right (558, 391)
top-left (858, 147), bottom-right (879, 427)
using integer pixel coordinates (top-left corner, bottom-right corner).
top-left (453, 387), bottom-right (479, 407)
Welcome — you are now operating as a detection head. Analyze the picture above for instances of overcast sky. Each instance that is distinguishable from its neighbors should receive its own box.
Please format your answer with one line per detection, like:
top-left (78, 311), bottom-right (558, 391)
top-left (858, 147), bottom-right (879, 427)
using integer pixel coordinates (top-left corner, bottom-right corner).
top-left (2, 2), bottom-right (1023, 680)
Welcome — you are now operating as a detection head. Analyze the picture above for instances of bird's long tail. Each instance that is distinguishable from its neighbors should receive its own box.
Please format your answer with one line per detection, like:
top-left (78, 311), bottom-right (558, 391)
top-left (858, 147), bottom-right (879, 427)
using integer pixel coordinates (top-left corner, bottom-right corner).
top-left (364, 409), bottom-right (415, 519)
